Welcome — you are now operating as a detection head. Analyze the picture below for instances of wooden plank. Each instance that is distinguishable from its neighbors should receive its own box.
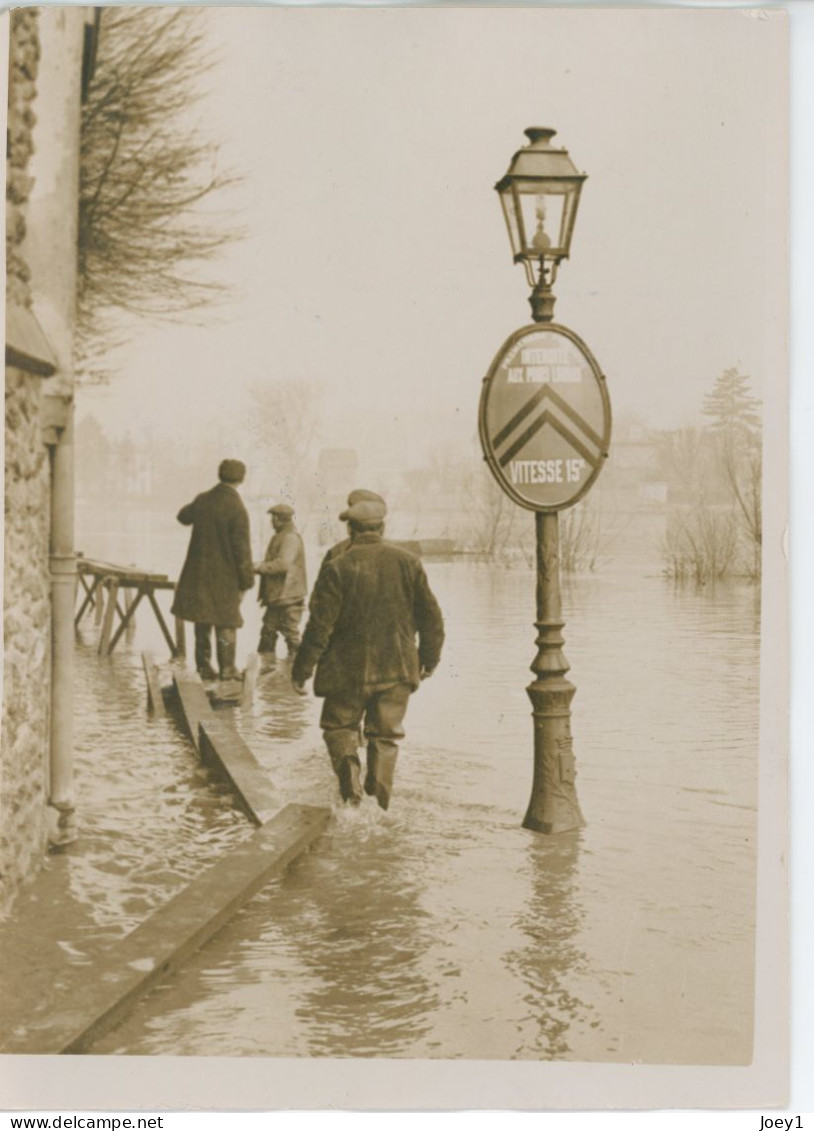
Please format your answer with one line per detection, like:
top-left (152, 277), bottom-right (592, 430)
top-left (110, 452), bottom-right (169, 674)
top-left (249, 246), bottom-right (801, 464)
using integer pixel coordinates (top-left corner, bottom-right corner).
top-left (98, 578), bottom-right (119, 654)
top-left (141, 651), bottom-right (166, 718)
top-left (199, 716), bottom-right (279, 826)
top-left (0, 804), bottom-right (331, 1055)
top-left (172, 670), bottom-right (215, 752)
top-left (242, 652), bottom-right (260, 707)
top-left (77, 558), bottom-right (169, 583)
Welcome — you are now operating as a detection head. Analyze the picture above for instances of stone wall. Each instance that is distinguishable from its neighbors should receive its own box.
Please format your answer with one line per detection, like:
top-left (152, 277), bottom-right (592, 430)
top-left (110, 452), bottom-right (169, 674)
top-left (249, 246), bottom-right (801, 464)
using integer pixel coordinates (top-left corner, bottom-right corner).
top-left (2, 9), bottom-right (52, 912)
top-left (6, 9), bottom-right (39, 311)
top-left (2, 369), bottom-right (52, 908)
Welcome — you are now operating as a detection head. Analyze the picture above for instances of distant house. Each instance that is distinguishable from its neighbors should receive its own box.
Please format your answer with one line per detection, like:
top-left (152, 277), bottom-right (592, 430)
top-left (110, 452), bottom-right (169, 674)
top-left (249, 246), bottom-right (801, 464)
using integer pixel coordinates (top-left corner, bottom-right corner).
top-left (601, 419), bottom-right (669, 511)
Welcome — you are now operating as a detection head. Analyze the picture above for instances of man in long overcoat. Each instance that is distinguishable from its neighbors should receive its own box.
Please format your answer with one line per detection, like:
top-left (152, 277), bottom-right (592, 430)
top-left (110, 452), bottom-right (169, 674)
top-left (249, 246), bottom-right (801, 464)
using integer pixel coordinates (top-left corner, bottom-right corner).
top-left (292, 498), bottom-right (444, 810)
top-left (172, 459), bottom-right (254, 681)
top-left (255, 502), bottom-right (307, 658)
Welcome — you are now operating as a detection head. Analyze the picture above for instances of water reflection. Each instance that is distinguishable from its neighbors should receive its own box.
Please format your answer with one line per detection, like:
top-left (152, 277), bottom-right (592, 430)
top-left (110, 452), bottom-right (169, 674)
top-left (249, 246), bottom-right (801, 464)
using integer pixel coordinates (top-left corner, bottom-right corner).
top-left (505, 834), bottom-right (594, 1059)
top-left (281, 813), bottom-right (440, 1056)
top-left (253, 661), bottom-right (312, 744)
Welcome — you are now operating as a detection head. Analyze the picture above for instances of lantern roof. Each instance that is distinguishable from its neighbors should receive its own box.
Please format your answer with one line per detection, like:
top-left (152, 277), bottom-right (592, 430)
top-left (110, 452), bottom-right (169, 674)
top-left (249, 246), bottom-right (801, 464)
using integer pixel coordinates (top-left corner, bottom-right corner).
top-left (495, 127), bottom-right (586, 190)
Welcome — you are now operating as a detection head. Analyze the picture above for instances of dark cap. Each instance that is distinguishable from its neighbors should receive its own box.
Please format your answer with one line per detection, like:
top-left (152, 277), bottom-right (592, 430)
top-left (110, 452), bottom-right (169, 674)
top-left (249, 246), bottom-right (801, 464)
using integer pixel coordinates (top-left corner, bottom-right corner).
top-left (340, 489), bottom-right (386, 521)
top-left (268, 502), bottom-right (294, 517)
top-left (218, 459), bottom-right (246, 484)
top-left (344, 499), bottom-right (387, 524)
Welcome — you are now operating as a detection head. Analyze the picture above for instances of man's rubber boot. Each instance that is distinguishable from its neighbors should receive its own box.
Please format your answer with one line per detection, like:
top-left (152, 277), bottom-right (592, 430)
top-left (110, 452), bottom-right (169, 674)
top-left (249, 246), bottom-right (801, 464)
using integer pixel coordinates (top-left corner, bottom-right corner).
top-left (363, 747), bottom-right (378, 797)
top-left (195, 626), bottom-right (216, 681)
top-left (324, 731), bottom-right (362, 804)
top-left (369, 742), bottom-right (398, 811)
top-left (216, 631), bottom-right (240, 681)
top-left (338, 756), bottom-right (363, 806)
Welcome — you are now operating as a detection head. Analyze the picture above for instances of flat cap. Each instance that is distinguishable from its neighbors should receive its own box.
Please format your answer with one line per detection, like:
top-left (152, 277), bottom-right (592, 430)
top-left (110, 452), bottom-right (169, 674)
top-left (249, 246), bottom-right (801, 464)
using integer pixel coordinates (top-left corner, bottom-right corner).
top-left (340, 489), bottom-right (386, 520)
top-left (268, 502), bottom-right (294, 517)
top-left (344, 499), bottom-right (387, 524)
top-left (218, 458), bottom-right (246, 484)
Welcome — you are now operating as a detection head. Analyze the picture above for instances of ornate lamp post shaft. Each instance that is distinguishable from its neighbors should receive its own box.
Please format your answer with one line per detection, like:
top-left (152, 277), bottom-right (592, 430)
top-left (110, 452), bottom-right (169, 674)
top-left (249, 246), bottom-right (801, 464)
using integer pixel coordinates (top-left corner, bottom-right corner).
top-left (523, 511), bottom-right (585, 833)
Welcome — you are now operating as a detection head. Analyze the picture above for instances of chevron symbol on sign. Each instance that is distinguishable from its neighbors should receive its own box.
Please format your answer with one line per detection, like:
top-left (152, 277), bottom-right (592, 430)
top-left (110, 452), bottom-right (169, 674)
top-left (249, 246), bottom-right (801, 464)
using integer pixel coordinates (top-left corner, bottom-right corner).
top-left (491, 384), bottom-right (604, 469)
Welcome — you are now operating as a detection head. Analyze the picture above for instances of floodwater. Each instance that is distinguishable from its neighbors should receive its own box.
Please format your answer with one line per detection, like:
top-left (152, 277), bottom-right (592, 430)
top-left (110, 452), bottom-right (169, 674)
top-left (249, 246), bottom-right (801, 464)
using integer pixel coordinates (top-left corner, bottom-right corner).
top-left (63, 526), bottom-right (760, 1064)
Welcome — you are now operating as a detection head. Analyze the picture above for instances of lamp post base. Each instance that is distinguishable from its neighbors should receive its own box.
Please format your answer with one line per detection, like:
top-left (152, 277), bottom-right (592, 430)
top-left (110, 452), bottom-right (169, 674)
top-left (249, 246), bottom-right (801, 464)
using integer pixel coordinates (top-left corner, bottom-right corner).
top-left (522, 676), bottom-right (585, 833)
top-left (522, 511), bottom-right (586, 835)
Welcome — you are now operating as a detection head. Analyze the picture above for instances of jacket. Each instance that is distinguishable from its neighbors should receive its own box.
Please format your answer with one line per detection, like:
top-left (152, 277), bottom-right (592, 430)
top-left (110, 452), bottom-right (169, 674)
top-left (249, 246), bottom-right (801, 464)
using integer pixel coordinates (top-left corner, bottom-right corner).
top-left (292, 532), bottom-right (445, 697)
top-left (256, 523), bottom-right (308, 606)
top-left (171, 482), bottom-right (254, 627)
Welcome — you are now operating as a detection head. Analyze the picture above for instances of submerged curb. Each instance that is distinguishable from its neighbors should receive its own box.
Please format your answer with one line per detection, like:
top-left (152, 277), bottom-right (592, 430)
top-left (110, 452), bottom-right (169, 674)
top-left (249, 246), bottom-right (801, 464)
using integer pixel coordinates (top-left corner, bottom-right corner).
top-left (2, 803), bottom-right (331, 1055)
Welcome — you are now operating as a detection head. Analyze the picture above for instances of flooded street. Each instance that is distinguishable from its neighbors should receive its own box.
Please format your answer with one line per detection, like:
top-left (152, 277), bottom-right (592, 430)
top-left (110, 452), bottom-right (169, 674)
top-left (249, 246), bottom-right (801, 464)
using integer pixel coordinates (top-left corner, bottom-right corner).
top-left (64, 520), bottom-right (759, 1064)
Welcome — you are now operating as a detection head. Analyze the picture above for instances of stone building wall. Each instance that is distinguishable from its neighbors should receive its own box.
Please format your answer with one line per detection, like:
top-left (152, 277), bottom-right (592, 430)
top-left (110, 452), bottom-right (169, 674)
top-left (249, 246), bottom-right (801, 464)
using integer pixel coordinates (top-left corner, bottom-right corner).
top-left (2, 9), bottom-right (52, 911)
top-left (6, 9), bottom-right (39, 310)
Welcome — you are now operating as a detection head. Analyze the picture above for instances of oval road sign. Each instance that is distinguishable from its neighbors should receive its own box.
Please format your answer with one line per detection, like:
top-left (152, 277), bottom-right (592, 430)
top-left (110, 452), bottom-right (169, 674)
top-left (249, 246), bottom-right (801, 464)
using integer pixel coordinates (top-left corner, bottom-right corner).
top-left (479, 323), bottom-right (611, 512)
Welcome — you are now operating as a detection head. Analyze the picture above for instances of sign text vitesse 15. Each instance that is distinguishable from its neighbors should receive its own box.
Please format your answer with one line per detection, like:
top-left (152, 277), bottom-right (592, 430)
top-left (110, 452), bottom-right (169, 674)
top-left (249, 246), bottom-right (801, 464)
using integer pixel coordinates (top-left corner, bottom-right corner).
top-left (479, 324), bottom-right (612, 512)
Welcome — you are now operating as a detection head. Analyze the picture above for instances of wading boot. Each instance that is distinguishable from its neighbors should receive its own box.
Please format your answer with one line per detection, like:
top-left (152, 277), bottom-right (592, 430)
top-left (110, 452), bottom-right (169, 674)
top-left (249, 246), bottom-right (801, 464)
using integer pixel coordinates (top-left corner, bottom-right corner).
top-left (363, 748), bottom-right (378, 797)
top-left (216, 630), bottom-right (240, 682)
top-left (194, 626), bottom-right (217, 681)
top-left (338, 757), bottom-right (363, 806)
top-left (324, 730), bottom-right (363, 805)
top-left (368, 741), bottom-right (398, 811)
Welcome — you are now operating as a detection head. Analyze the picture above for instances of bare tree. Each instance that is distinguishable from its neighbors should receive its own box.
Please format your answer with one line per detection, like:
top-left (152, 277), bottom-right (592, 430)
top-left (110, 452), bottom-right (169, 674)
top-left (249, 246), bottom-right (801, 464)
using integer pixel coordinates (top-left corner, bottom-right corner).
top-left (661, 502), bottom-right (738, 583)
top-left (245, 379), bottom-right (325, 515)
top-left (77, 7), bottom-right (241, 379)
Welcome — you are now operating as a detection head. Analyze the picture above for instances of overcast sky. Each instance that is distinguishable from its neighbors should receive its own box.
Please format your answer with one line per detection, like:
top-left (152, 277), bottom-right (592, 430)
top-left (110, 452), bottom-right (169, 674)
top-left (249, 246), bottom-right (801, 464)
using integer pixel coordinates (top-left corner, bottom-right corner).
top-left (79, 6), bottom-right (786, 475)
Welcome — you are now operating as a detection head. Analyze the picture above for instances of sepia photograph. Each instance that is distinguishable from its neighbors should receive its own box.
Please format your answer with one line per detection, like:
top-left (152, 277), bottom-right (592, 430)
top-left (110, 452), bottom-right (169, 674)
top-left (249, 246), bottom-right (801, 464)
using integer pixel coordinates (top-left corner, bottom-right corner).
top-left (1, 3), bottom-right (789, 1112)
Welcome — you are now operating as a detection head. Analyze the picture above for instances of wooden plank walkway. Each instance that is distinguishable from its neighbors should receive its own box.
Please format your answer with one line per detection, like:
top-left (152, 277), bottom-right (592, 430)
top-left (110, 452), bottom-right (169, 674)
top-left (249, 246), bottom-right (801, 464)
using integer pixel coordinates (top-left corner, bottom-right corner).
top-left (199, 718), bottom-right (280, 825)
top-left (172, 669), bottom-right (279, 827)
top-left (140, 652), bottom-right (166, 717)
top-left (172, 670), bottom-right (213, 754)
top-left (0, 804), bottom-right (331, 1055)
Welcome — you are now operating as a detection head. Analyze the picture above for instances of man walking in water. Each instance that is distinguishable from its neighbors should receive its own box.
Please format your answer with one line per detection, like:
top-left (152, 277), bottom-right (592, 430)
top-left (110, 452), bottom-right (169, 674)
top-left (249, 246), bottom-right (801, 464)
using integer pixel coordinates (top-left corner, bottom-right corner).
top-left (172, 458), bottom-right (254, 682)
top-left (292, 497), bottom-right (444, 809)
top-left (255, 502), bottom-right (307, 659)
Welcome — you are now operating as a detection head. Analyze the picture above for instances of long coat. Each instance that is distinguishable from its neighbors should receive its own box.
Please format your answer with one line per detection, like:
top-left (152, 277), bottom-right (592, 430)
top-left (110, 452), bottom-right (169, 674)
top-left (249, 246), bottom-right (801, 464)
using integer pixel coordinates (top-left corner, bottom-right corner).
top-left (171, 483), bottom-right (254, 627)
top-left (257, 523), bottom-right (308, 606)
top-left (292, 532), bottom-right (445, 697)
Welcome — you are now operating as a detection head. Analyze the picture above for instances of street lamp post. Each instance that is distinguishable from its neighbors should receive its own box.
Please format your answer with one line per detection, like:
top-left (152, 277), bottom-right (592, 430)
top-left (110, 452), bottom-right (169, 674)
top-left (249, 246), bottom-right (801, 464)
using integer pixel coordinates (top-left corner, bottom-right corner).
top-left (480, 127), bottom-right (611, 834)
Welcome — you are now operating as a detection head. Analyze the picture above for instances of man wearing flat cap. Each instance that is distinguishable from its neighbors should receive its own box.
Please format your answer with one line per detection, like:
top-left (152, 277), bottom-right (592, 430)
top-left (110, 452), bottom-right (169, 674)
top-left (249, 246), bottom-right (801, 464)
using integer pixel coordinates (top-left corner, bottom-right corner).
top-left (318, 488), bottom-right (387, 573)
top-left (172, 459), bottom-right (254, 682)
top-left (255, 502), bottom-right (308, 659)
top-left (292, 497), bottom-right (444, 810)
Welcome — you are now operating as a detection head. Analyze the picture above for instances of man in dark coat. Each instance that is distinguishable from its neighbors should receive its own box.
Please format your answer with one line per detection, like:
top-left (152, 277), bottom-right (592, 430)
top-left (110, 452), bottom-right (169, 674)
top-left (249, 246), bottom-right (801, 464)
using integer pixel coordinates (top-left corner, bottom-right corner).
top-left (172, 459), bottom-right (254, 681)
top-left (255, 502), bottom-right (308, 658)
top-left (292, 498), bottom-right (444, 810)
